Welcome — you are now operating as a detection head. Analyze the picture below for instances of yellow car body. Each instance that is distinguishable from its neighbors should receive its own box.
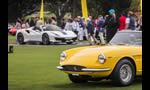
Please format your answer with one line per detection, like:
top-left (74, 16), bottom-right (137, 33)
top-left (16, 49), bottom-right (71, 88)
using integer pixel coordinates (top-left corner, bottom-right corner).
top-left (59, 45), bottom-right (142, 77)
top-left (57, 30), bottom-right (142, 86)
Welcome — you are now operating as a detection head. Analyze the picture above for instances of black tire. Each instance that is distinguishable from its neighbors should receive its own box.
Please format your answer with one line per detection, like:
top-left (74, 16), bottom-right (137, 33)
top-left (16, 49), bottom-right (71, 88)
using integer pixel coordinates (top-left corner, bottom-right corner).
top-left (17, 33), bottom-right (25, 44)
top-left (42, 33), bottom-right (50, 45)
top-left (68, 74), bottom-right (88, 83)
top-left (110, 59), bottom-right (136, 86)
top-left (66, 42), bottom-right (73, 45)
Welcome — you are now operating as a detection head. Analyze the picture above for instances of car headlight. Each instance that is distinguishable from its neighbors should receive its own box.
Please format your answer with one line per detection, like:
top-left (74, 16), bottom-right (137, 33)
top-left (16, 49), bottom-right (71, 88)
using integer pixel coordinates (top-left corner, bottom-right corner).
top-left (98, 54), bottom-right (106, 64)
top-left (60, 52), bottom-right (67, 61)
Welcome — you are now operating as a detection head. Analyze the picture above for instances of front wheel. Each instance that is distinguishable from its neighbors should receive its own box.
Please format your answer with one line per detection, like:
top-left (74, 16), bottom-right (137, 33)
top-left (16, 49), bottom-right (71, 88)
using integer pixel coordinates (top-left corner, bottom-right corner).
top-left (111, 59), bottom-right (135, 86)
top-left (68, 74), bottom-right (88, 83)
top-left (42, 33), bottom-right (50, 45)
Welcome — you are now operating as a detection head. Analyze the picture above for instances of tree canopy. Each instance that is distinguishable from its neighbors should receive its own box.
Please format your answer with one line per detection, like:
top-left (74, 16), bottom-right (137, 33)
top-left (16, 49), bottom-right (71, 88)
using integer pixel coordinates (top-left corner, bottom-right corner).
top-left (8, 0), bottom-right (134, 24)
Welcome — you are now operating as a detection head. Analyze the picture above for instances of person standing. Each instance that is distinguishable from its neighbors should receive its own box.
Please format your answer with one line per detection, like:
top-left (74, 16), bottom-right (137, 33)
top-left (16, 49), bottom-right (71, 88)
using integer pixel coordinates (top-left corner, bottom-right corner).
top-left (64, 18), bottom-right (73, 31)
top-left (60, 18), bottom-right (66, 29)
top-left (25, 19), bottom-right (30, 28)
top-left (102, 9), bottom-right (120, 43)
top-left (94, 16), bottom-right (100, 39)
top-left (29, 16), bottom-right (36, 27)
top-left (119, 13), bottom-right (126, 31)
top-left (81, 17), bottom-right (88, 40)
top-left (72, 18), bottom-right (80, 35)
top-left (138, 15), bottom-right (142, 31)
top-left (34, 19), bottom-right (43, 31)
top-left (125, 11), bottom-right (136, 30)
top-left (77, 16), bottom-right (84, 41)
top-left (97, 15), bottom-right (105, 45)
top-left (51, 17), bottom-right (57, 25)
top-left (15, 18), bottom-right (22, 30)
top-left (86, 18), bottom-right (98, 45)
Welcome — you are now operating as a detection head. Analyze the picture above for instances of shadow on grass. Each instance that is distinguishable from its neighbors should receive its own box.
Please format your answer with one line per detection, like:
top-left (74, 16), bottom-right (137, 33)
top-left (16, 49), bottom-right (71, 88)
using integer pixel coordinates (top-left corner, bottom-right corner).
top-left (50, 77), bottom-right (142, 89)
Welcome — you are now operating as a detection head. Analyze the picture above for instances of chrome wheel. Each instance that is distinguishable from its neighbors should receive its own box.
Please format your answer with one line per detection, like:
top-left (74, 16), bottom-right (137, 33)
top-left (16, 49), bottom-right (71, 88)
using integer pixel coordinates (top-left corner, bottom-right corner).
top-left (120, 64), bottom-right (132, 83)
top-left (111, 59), bottom-right (135, 86)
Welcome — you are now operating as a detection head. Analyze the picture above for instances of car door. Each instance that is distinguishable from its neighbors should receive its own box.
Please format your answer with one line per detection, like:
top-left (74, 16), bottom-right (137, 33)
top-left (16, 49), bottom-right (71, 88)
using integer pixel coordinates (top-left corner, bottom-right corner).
top-left (32, 30), bottom-right (43, 41)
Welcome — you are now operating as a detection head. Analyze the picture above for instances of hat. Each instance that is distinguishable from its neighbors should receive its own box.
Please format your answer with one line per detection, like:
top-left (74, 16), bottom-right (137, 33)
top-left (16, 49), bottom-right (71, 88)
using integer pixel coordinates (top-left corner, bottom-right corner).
top-left (86, 18), bottom-right (90, 21)
top-left (108, 9), bottom-right (115, 14)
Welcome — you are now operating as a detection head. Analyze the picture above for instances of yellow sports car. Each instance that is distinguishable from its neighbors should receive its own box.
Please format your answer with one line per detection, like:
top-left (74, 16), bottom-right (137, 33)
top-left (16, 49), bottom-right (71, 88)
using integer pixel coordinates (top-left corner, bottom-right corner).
top-left (57, 30), bottom-right (142, 86)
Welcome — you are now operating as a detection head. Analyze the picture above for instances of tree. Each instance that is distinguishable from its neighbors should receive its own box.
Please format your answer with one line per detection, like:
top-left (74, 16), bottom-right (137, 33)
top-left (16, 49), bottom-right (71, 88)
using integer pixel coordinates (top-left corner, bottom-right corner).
top-left (45, 0), bottom-right (73, 26)
top-left (8, 0), bottom-right (132, 23)
top-left (129, 0), bottom-right (141, 12)
top-left (99, 0), bottom-right (132, 17)
top-left (8, 0), bottom-right (41, 22)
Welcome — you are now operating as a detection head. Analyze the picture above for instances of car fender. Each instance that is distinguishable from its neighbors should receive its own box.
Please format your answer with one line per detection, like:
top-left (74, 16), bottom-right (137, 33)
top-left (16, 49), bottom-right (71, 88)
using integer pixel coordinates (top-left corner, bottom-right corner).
top-left (42, 32), bottom-right (55, 42)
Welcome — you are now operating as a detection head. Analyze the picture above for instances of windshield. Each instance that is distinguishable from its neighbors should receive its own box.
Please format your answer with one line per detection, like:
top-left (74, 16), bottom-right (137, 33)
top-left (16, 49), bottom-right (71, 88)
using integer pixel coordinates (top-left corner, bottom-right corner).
top-left (43, 25), bottom-right (62, 31)
top-left (109, 31), bottom-right (142, 45)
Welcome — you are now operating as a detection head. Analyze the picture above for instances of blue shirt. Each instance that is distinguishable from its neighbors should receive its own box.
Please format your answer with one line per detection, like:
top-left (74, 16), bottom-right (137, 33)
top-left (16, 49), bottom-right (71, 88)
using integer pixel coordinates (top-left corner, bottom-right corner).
top-left (97, 19), bottom-right (105, 32)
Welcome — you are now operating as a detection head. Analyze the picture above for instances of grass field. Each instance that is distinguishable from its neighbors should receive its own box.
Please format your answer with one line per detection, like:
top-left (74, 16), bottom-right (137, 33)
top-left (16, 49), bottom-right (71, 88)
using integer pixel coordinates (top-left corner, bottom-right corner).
top-left (8, 46), bottom-right (142, 90)
top-left (8, 35), bottom-right (17, 44)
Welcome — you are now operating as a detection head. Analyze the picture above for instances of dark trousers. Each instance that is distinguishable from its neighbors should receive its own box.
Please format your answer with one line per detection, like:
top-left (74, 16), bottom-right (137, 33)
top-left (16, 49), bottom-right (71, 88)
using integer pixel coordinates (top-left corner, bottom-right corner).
top-left (74, 31), bottom-right (78, 35)
top-left (106, 28), bottom-right (117, 43)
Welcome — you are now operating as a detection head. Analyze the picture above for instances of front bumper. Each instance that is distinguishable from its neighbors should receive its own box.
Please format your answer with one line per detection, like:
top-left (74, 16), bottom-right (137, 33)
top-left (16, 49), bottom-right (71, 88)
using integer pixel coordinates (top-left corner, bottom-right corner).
top-left (57, 66), bottom-right (111, 72)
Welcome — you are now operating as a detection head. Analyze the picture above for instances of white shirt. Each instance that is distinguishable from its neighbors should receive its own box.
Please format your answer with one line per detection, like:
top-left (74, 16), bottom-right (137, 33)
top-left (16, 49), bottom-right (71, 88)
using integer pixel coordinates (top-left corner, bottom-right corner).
top-left (125, 18), bottom-right (130, 24)
top-left (72, 22), bottom-right (80, 31)
top-left (125, 17), bottom-right (136, 26)
top-left (64, 22), bottom-right (73, 31)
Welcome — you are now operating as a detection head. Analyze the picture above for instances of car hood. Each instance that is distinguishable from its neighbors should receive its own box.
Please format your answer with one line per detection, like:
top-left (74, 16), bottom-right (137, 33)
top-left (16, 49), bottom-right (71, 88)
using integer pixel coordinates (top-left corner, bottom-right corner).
top-left (61, 45), bottom-right (141, 67)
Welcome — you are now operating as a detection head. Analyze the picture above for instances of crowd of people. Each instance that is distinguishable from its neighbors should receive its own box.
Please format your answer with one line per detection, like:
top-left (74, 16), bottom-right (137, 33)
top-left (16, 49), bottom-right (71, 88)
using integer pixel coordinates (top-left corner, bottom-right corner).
top-left (60, 9), bottom-right (142, 45)
top-left (13, 9), bottom-right (142, 45)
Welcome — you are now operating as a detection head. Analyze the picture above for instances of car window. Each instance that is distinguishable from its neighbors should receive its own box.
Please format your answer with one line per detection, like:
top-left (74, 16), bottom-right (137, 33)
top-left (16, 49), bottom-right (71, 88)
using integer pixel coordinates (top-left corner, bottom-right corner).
top-left (43, 25), bottom-right (62, 31)
top-left (109, 31), bottom-right (142, 45)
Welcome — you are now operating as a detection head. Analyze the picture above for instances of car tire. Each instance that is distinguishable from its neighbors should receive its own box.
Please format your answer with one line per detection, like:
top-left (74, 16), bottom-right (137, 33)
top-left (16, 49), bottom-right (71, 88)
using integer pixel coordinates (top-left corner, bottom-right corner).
top-left (68, 74), bottom-right (88, 83)
top-left (66, 42), bottom-right (73, 45)
top-left (42, 33), bottom-right (50, 45)
top-left (17, 33), bottom-right (25, 44)
top-left (110, 59), bottom-right (135, 86)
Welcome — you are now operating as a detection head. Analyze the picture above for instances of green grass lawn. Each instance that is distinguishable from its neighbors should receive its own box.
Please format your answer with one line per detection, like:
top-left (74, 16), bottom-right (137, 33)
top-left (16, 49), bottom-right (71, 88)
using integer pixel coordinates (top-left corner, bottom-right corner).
top-left (8, 35), bottom-right (17, 44)
top-left (8, 46), bottom-right (142, 90)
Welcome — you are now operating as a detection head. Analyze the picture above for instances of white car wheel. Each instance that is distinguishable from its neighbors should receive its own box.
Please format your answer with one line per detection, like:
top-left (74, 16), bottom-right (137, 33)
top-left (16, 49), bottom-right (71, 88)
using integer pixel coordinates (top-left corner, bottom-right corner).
top-left (42, 33), bottom-right (50, 45)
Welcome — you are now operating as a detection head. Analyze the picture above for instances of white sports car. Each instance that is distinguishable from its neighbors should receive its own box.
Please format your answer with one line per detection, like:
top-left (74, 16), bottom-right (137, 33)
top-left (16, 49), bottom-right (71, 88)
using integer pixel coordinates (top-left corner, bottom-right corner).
top-left (16, 25), bottom-right (77, 45)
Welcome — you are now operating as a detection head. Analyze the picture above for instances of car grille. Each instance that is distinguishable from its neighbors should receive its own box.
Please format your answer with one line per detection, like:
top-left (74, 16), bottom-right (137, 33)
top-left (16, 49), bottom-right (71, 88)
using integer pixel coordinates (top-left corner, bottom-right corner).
top-left (62, 65), bottom-right (86, 72)
top-left (55, 38), bottom-right (66, 42)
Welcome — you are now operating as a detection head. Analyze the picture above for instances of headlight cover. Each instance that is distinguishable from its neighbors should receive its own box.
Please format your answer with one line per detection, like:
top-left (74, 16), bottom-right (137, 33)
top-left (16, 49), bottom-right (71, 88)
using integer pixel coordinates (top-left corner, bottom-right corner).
top-left (60, 52), bottom-right (67, 61)
top-left (98, 54), bottom-right (106, 64)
